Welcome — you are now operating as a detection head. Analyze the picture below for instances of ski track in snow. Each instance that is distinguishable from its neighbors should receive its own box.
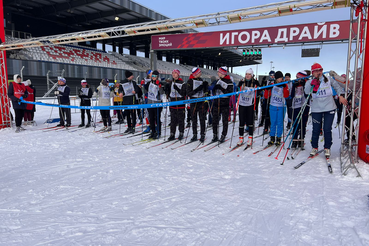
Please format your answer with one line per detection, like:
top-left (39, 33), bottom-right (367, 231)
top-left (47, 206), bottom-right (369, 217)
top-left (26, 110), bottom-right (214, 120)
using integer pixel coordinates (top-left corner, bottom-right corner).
top-left (0, 106), bottom-right (369, 245)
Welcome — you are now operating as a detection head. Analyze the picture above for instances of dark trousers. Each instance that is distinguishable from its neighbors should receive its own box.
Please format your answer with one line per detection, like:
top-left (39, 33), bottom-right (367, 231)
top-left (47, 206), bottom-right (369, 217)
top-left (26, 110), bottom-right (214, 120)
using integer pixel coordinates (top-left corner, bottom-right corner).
top-left (334, 98), bottom-right (343, 124)
top-left (59, 106), bottom-right (71, 125)
top-left (81, 100), bottom-right (91, 124)
top-left (113, 102), bottom-right (124, 121)
top-left (261, 98), bottom-right (270, 130)
top-left (212, 104), bottom-right (229, 137)
top-left (170, 107), bottom-right (185, 134)
top-left (14, 109), bottom-right (24, 127)
top-left (291, 106), bottom-right (309, 142)
top-left (286, 98), bottom-right (293, 124)
top-left (186, 107), bottom-right (192, 124)
top-left (24, 110), bottom-right (32, 122)
top-left (148, 107), bottom-right (162, 134)
top-left (239, 105), bottom-right (254, 136)
top-left (100, 110), bottom-right (111, 126)
top-left (126, 109), bottom-right (136, 128)
top-left (311, 110), bottom-right (335, 149)
top-left (191, 102), bottom-right (207, 136)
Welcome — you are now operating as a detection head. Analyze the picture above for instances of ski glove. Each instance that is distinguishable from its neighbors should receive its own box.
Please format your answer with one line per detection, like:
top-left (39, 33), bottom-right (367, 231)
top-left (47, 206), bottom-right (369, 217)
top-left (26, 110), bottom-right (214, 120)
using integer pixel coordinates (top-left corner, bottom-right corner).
top-left (17, 96), bottom-right (23, 105)
top-left (54, 91), bottom-right (60, 95)
top-left (311, 79), bottom-right (320, 93)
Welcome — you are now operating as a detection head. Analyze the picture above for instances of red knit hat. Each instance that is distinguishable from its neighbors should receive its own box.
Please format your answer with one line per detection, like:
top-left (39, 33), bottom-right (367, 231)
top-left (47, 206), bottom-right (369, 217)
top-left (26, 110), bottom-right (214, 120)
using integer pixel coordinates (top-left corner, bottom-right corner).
top-left (172, 69), bottom-right (180, 76)
top-left (296, 70), bottom-right (308, 78)
top-left (192, 67), bottom-right (201, 77)
top-left (311, 63), bottom-right (323, 72)
top-left (218, 66), bottom-right (228, 75)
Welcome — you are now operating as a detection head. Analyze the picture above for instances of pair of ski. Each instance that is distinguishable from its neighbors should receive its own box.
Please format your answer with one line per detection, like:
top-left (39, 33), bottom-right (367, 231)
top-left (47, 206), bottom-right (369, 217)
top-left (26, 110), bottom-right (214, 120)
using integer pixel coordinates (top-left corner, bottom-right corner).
top-left (190, 138), bottom-right (230, 152)
top-left (104, 129), bottom-right (143, 139)
top-left (286, 147), bottom-right (303, 160)
top-left (42, 125), bottom-right (78, 132)
top-left (293, 149), bottom-right (332, 173)
top-left (147, 138), bottom-right (185, 149)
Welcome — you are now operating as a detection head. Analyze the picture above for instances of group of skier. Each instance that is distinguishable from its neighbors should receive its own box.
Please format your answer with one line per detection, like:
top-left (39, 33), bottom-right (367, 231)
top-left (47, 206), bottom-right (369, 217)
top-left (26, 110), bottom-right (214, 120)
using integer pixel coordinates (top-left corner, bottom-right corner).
top-left (9, 62), bottom-right (352, 159)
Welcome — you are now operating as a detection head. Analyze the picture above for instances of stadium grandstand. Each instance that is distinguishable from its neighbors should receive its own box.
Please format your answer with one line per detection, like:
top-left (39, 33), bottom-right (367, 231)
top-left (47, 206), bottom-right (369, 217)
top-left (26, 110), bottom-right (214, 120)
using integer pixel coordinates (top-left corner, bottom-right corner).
top-left (4, 0), bottom-right (254, 96)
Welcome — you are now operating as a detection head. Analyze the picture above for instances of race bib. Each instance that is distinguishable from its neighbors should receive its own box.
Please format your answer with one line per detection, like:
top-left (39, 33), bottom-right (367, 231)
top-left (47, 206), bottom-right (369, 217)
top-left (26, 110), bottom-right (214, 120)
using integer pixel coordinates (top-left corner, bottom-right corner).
top-left (192, 80), bottom-right (203, 98)
top-left (239, 87), bottom-right (254, 107)
top-left (101, 86), bottom-right (111, 99)
top-left (313, 81), bottom-right (333, 99)
top-left (215, 80), bottom-right (228, 96)
top-left (122, 82), bottom-right (134, 96)
top-left (58, 86), bottom-right (66, 93)
top-left (293, 86), bottom-right (304, 108)
top-left (270, 86), bottom-right (284, 107)
top-left (148, 83), bottom-right (159, 101)
top-left (81, 88), bottom-right (89, 96)
top-left (170, 82), bottom-right (183, 98)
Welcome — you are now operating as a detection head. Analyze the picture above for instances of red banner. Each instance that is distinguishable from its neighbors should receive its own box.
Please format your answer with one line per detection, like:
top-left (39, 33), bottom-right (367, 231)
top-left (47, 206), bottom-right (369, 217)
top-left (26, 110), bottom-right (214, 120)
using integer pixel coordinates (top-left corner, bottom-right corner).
top-left (0, 0), bottom-right (10, 129)
top-left (152, 20), bottom-right (350, 50)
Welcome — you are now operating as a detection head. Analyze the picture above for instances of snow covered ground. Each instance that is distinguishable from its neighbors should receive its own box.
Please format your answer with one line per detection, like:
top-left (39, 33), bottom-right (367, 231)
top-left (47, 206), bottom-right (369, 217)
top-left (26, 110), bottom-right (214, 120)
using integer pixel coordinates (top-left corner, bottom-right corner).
top-left (1, 102), bottom-right (369, 245)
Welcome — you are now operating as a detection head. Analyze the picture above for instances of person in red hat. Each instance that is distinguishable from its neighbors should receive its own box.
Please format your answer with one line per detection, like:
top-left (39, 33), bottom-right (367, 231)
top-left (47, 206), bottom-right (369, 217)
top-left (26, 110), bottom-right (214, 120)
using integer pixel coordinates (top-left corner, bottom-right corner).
top-left (305, 63), bottom-right (347, 158)
top-left (211, 66), bottom-right (234, 143)
top-left (289, 70), bottom-right (310, 149)
top-left (186, 67), bottom-right (209, 143)
top-left (165, 69), bottom-right (186, 141)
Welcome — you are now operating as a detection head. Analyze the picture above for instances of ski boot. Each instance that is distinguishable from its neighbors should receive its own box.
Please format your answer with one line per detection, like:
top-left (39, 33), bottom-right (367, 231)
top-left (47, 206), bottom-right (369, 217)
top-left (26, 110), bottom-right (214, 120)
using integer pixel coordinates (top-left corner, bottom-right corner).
top-left (167, 133), bottom-right (175, 141)
top-left (324, 148), bottom-right (331, 158)
top-left (219, 135), bottom-right (226, 143)
top-left (190, 135), bottom-right (197, 142)
top-left (237, 137), bottom-right (244, 146)
top-left (78, 123), bottom-right (85, 128)
top-left (310, 148), bottom-right (318, 156)
top-left (246, 136), bottom-right (253, 146)
top-left (143, 126), bottom-right (150, 133)
top-left (267, 136), bottom-right (275, 146)
top-left (275, 137), bottom-right (281, 146)
top-left (211, 134), bottom-right (218, 142)
top-left (124, 127), bottom-right (131, 134)
top-left (199, 134), bottom-right (205, 143)
top-left (178, 132), bottom-right (184, 141)
top-left (129, 127), bottom-right (135, 134)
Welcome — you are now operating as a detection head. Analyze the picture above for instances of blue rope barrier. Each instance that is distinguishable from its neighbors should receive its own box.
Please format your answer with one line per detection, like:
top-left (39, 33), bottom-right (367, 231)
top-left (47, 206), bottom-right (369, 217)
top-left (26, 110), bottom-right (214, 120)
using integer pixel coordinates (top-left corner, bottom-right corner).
top-left (19, 73), bottom-right (322, 110)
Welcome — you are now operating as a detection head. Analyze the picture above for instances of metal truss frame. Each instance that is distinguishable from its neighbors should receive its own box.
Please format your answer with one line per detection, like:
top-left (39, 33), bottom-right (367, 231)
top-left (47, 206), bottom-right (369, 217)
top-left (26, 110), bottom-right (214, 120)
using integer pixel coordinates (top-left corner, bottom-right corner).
top-left (340, 1), bottom-right (367, 177)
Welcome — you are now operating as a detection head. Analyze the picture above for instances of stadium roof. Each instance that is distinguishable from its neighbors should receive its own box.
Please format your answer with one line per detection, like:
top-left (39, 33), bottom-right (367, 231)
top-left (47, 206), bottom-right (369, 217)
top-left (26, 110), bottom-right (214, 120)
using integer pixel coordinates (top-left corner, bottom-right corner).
top-left (4, 0), bottom-right (254, 67)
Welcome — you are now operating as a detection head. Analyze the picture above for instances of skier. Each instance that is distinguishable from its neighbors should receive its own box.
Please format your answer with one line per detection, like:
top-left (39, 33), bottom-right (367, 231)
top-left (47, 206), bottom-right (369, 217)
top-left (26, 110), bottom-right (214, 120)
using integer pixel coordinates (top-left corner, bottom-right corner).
top-left (290, 71), bottom-right (310, 149)
top-left (144, 70), bottom-right (165, 139)
top-left (8, 74), bottom-right (28, 132)
top-left (237, 68), bottom-right (260, 146)
top-left (78, 79), bottom-right (93, 128)
top-left (23, 79), bottom-right (36, 125)
top-left (260, 71), bottom-right (275, 134)
top-left (113, 81), bottom-right (124, 124)
top-left (306, 63), bottom-right (347, 158)
top-left (54, 77), bottom-right (71, 127)
top-left (119, 70), bottom-right (142, 134)
top-left (210, 67), bottom-right (233, 143)
top-left (264, 71), bottom-right (289, 146)
top-left (186, 67), bottom-right (209, 143)
top-left (96, 78), bottom-right (114, 132)
top-left (166, 69), bottom-right (186, 141)
top-left (285, 73), bottom-right (293, 130)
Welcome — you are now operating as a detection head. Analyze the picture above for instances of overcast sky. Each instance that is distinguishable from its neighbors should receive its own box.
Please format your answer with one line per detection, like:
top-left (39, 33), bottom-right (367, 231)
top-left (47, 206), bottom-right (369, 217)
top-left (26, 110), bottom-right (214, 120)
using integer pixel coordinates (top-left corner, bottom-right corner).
top-left (133, 0), bottom-right (352, 78)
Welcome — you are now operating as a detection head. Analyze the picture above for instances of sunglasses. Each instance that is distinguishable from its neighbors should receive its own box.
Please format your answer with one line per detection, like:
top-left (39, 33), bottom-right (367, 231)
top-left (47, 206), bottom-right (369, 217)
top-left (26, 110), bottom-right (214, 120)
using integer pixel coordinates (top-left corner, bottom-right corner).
top-left (152, 75), bottom-right (158, 77)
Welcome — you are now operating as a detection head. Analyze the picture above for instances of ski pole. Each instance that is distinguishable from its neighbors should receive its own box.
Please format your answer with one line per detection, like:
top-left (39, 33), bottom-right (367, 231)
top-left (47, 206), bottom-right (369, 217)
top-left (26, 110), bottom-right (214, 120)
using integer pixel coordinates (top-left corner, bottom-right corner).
top-left (230, 83), bottom-right (243, 148)
top-left (277, 87), bottom-right (313, 162)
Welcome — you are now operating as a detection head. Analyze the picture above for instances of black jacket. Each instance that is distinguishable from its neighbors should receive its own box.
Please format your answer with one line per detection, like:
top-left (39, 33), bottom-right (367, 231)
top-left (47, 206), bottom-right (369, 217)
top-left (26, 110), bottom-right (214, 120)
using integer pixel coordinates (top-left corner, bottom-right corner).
top-left (186, 75), bottom-right (209, 100)
top-left (213, 75), bottom-right (233, 107)
top-left (119, 79), bottom-right (142, 105)
top-left (56, 85), bottom-right (70, 105)
top-left (8, 82), bottom-right (28, 110)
